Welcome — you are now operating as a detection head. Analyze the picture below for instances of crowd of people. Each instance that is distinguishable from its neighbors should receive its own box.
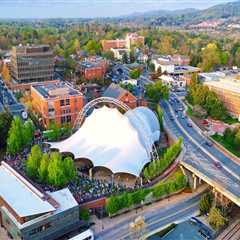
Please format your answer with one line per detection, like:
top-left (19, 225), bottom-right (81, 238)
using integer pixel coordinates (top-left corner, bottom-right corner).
top-left (3, 136), bottom-right (133, 204)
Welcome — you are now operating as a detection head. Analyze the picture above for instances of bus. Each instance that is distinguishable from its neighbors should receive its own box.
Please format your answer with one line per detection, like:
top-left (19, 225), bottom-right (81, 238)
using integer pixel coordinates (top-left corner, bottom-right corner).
top-left (69, 229), bottom-right (94, 240)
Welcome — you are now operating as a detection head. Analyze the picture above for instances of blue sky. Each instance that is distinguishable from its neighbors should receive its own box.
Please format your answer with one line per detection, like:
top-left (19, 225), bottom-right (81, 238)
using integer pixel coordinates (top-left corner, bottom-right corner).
top-left (0, 0), bottom-right (236, 18)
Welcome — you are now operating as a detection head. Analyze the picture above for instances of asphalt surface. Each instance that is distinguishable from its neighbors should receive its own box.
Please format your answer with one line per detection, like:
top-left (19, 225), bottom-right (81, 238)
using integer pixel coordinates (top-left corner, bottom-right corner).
top-left (161, 96), bottom-right (240, 200)
top-left (96, 193), bottom-right (201, 240)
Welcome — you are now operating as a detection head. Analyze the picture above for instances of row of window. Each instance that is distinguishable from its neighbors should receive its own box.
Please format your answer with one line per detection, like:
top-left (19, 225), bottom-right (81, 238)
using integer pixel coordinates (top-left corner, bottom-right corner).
top-left (60, 99), bottom-right (70, 106)
top-left (61, 115), bottom-right (72, 124)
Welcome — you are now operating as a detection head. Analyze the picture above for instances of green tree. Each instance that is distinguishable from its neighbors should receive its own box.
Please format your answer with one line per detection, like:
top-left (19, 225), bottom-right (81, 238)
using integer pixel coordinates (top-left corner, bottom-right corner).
top-left (199, 43), bottom-right (221, 72)
top-left (23, 120), bottom-right (35, 146)
top-left (199, 193), bottom-right (212, 214)
top-left (145, 80), bottom-right (169, 103)
top-left (234, 130), bottom-right (240, 149)
top-left (208, 207), bottom-right (226, 230)
top-left (38, 153), bottom-right (49, 183)
top-left (48, 122), bottom-right (61, 141)
top-left (63, 157), bottom-right (77, 182)
top-left (122, 52), bottom-right (129, 64)
top-left (80, 209), bottom-right (90, 221)
top-left (7, 117), bottom-right (25, 155)
top-left (26, 145), bottom-right (43, 179)
top-left (48, 152), bottom-right (67, 187)
top-left (129, 68), bottom-right (141, 79)
top-left (0, 111), bottom-right (12, 149)
top-left (84, 40), bottom-right (101, 55)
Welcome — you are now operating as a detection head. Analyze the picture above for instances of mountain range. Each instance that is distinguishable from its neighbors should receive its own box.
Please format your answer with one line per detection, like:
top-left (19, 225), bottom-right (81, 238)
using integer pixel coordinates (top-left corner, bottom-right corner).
top-left (120, 0), bottom-right (240, 26)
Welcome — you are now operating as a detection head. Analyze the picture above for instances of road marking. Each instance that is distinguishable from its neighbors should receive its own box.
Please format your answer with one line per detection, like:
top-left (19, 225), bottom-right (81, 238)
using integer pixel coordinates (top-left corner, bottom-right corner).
top-left (119, 202), bottom-right (199, 240)
top-left (166, 101), bottom-right (240, 182)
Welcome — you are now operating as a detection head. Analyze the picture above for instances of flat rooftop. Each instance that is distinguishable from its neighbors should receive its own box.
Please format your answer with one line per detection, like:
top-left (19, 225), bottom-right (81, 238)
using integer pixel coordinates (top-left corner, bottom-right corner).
top-left (33, 82), bottom-right (81, 99)
top-left (173, 65), bottom-right (201, 74)
top-left (0, 162), bottom-right (56, 218)
top-left (201, 72), bottom-right (240, 94)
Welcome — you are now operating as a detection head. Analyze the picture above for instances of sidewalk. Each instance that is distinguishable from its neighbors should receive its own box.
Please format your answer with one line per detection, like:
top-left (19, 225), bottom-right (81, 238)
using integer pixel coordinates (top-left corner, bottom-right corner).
top-left (91, 185), bottom-right (207, 234)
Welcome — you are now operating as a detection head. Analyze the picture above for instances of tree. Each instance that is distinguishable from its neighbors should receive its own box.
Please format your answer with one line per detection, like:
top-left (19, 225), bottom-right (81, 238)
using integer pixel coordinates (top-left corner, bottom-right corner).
top-left (48, 152), bottom-right (67, 187)
top-left (80, 209), bottom-right (90, 221)
top-left (84, 40), bottom-right (101, 55)
top-left (7, 117), bottom-right (25, 155)
top-left (38, 153), bottom-right (49, 183)
top-left (0, 111), bottom-right (12, 149)
top-left (234, 130), bottom-right (240, 149)
top-left (1, 63), bottom-right (11, 82)
top-left (208, 207), bottom-right (226, 230)
top-left (130, 68), bottom-right (141, 79)
top-left (199, 193), bottom-right (212, 214)
top-left (234, 47), bottom-right (240, 67)
top-left (23, 120), bottom-right (35, 146)
top-left (145, 80), bottom-right (169, 103)
top-left (122, 52), bottom-right (129, 64)
top-left (63, 157), bottom-right (77, 182)
top-left (26, 145), bottom-right (43, 179)
top-left (199, 43), bottom-right (221, 72)
top-left (223, 128), bottom-right (235, 145)
top-left (48, 122), bottom-right (61, 141)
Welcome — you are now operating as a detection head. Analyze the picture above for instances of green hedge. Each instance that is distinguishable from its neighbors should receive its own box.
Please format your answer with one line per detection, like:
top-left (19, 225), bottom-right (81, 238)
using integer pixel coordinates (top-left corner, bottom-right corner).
top-left (106, 173), bottom-right (187, 216)
top-left (144, 138), bottom-right (183, 181)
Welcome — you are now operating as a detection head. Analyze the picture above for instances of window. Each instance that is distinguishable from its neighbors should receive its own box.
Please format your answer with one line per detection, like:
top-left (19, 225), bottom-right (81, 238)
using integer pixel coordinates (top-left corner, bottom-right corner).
top-left (61, 116), bottom-right (66, 124)
top-left (67, 115), bottom-right (71, 123)
top-left (60, 99), bottom-right (65, 106)
top-left (66, 99), bottom-right (70, 105)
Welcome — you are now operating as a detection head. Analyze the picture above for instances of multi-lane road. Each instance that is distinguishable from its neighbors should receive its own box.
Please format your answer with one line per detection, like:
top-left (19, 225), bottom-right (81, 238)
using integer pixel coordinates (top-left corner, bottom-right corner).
top-left (161, 94), bottom-right (240, 205)
top-left (96, 193), bottom-right (202, 240)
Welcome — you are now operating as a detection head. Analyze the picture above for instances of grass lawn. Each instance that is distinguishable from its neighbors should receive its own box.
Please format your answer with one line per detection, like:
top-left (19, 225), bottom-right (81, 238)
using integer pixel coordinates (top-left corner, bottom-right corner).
top-left (211, 134), bottom-right (240, 158)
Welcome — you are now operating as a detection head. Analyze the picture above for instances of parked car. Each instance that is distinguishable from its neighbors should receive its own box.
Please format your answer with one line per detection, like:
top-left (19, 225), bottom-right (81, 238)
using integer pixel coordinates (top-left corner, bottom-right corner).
top-left (187, 122), bottom-right (192, 127)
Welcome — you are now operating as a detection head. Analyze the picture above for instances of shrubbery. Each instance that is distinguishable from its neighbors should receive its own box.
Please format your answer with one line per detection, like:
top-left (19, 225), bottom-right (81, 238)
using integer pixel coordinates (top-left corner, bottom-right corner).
top-left (26, 145), bottom-right (76, 187)
top-left (144, 138), bottom-right (183, 181)
top-left (105, 172), bottom-right (187, 216)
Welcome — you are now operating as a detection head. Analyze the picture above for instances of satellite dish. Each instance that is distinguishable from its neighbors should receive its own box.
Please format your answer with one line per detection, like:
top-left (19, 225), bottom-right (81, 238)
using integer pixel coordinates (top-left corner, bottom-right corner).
top-left (21, 111), bottom-right (28, 120)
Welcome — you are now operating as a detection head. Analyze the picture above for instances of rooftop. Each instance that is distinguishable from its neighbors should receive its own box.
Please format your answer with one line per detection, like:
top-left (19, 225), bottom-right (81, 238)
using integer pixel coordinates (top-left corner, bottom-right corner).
top-left (33, 82), bottom-right (81, 99)
top-left (0, 162), bottom-right (56, 218)
top-left (173, 65), bottom-right (201, 74)
top-left (103, 83), bottom-right (128, 99)
top-left (201, 72), bottom-right (240, 94)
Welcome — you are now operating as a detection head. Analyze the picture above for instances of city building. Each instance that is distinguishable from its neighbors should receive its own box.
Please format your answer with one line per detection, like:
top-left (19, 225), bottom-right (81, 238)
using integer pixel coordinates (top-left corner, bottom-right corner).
top-left (77, 56), bottom-right (108, 81)
top-left (101, 39), bottom-right (127, 52)
top-left (125, 33), bottom-right (145, 49)
top-left (10, 45), bottom-right (54, 83)
top-left (103, 83), bottom-right (137, 109)
top-left (0, 77), bottom-right (27, 119)
top-left (200, 72), bottom-right (240, 121)
top-left (110, 48), bottom-right (130, 61)
top-left (0, 161), bottom-right (82, 240)
top-left (31, 82), bottom-right (84, 128)
top-left (101, 33), bottom-right (145, 52)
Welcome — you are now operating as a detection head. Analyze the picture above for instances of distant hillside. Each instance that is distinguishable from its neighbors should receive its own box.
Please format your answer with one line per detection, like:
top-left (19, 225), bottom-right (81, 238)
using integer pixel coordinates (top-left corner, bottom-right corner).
top-left (120, 0), bottom-right (240, 26)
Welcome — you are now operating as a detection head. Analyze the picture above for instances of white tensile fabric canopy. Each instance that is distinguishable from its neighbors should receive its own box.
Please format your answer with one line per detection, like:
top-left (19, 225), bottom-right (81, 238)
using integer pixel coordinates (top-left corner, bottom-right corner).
top-left (50, 106), bottom-right (160, 176)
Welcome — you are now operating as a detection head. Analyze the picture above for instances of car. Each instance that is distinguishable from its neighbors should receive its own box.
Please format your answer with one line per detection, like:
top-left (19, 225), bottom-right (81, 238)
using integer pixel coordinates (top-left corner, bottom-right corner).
top-left (170, 116), bottom-right (174, 121)
top-left (205, 140), bottom-right (213, 147)
top-left (187, 122), bottom-right (192, 127)
top-left (214, 161), bottom-right (222, 169)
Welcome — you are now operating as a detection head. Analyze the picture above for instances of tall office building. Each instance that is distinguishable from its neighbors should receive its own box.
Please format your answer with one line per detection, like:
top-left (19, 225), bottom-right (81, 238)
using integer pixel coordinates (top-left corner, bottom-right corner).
top-left (11, 45), bottom-right (54, 83)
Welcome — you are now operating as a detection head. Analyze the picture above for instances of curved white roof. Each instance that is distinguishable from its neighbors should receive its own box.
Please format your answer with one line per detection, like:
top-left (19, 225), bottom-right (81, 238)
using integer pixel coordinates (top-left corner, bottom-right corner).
top-left (50, 106), bottom-right (160, 176)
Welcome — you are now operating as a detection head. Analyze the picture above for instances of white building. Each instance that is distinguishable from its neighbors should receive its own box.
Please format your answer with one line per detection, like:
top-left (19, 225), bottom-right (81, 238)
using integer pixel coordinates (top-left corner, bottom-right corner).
top-left (111, 48), bottom-right (130, 60)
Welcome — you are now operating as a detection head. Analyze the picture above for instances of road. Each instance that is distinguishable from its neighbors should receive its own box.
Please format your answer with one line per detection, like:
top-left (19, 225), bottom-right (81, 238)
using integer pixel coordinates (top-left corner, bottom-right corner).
top-left (96, 193), bottom-right (201, 240)
top-left (160, 96), bottom-right (240, 204)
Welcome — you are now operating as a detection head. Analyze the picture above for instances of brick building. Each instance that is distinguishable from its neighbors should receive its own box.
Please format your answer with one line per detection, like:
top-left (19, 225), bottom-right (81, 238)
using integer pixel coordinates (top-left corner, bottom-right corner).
top-left (0, 162), bottom-right (83, 240)
top-left (77, 56), bottom-right (108, 81)
top-left (125, 33), bottom-right (145, 49)
top-left (31, 82), bottom-right (84, 128)
top-left (11, 45), bottom-right (54, 83)
top-left (200, 72), bottom-right (240, 121)
top-left (101, 39), bottom-right (126, 52)
top-left (103, 83), bottom-right (138, 109)
top-left (101, 33), bottom-right (145, 52)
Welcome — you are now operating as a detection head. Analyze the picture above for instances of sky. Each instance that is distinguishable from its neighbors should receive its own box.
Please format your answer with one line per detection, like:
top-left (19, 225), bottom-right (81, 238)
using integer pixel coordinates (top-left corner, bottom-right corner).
top-left (0, 0), bottom-right (237, 18)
